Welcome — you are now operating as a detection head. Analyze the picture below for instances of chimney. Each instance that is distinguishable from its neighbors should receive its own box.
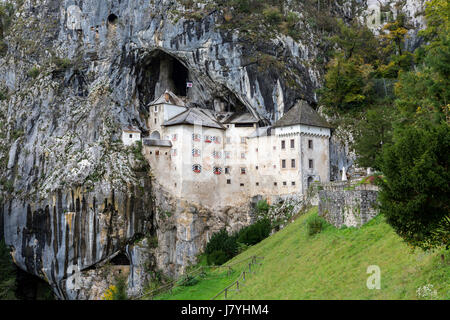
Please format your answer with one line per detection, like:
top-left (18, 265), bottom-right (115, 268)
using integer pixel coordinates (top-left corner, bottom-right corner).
top-left (164, 91), bottom-right (170, 102)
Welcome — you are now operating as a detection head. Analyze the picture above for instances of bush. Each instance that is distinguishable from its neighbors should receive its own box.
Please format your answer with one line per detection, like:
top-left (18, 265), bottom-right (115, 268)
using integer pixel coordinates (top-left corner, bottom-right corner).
top-left (27, 67), bottom-right (40, 79)
top-left (237, 218), bottom-right (271, 246)
top-left (255, 199), bottom-right (270, 215)
top-left (204, 229), bottom-right (238, 265)
top-left (206, 250), bottom-right (228, 266)
top-left (307, 215), bottom-right (326, 236)
top-left (111, 274), bottom-right (128, 300)
top-left (263, 7), bottom-right (282, 25)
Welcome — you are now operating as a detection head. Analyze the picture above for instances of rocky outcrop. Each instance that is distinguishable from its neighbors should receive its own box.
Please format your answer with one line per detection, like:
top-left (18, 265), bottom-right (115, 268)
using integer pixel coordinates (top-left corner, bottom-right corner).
top-left (0, 0), bottom-right (427, 299)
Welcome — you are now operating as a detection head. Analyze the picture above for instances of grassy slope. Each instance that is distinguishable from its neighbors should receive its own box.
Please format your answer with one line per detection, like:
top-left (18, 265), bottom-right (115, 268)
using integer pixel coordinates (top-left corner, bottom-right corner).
top-left (152, 207), bottom-right (449, 300)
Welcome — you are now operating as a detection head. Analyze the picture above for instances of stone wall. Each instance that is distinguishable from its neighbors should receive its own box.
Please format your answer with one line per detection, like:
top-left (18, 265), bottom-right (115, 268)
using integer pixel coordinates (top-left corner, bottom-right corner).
top-left (318, 183), bottom-right (379, 228)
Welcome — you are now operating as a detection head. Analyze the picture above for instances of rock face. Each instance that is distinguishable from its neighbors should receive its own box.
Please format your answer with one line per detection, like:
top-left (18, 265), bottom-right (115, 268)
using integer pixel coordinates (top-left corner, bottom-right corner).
top-left (0, 0), bottom-right (426, 299)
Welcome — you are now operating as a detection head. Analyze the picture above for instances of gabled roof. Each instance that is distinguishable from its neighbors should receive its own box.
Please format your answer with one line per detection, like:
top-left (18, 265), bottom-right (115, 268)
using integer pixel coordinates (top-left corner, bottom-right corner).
top-left (273, 100), bottom-right (332, 129)
top-left (149, 90), bottom-right (186, 107)
top-left (223, 112), bottom-right (258, 124)
top-left (163, 108), bottom-right (225, 130)
top-left (122, 125), bottom-right (141, 133)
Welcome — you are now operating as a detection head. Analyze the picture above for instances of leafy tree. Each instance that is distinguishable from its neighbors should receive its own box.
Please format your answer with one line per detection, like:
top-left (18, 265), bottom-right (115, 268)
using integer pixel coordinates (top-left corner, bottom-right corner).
top-left (330, 19), bottom-right (379, 63)
top-left (319, 54), bottom-right (374, 114)
top-left (378, 123), bottom-right (449, 250)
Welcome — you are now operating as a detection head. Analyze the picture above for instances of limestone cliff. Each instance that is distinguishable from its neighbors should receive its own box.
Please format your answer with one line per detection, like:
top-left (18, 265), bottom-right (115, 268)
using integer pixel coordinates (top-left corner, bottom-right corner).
top-left (0, 0), bottom-right (427, 299)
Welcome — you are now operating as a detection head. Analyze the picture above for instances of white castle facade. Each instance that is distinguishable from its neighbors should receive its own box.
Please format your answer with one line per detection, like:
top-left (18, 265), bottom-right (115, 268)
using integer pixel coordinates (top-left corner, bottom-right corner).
top-left (123, 90), bottom-right (332, 208)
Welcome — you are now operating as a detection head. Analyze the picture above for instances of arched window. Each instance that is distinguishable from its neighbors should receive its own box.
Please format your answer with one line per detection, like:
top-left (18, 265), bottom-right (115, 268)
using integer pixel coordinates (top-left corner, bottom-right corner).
top-left (307, 176), bottom-right (314, 188)
top-left (213, 167), bottom-right (222, 175)
top-left (150, 131), bottom-right (161, 139)
top-left (192, 164), bottom-right (202, 173)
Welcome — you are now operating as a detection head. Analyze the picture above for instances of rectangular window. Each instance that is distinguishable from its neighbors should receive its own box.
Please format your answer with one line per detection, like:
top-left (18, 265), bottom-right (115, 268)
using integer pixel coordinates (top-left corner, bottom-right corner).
top-left (309, 159), bottom-right (314, 169)
top-left (172, 134), bottom-right (177, 141)
top-left (241, 167), bottom-right (246, 175)
top-left (227, 179), bottom-right (231, 184)
top-left (290, 139), bottom-right (295, 148)
top-left (129, 134), bottom-right (133, 138)
top-left (283, 181), bottom-right (287, 186)
top-left (154, 105), bottom-right (158, 112)
top-left (291, 159), bottom-right (296, 168)
top-left (281, 140), bottom-right (285, 149)
top-left (274, 182), bottom-right (278, 186)
top-left (225, 167), bottom-right (230, 174)
top-left (172, 149), bottom-right (177, 156)
top-left (240, 183), bottom-right (244, 187)
top-left (292, 181), bottom-right (296, 186)
top-left (192, 133), bottom-right (201, 141)
top-left (308, 139), bottom-right (313, 149)
top-left (154, 118), bottom-right (157, 124)
top-left (256, 166), bottom-right (259, 170)
top-left (241, 152), bottom-right (246, 159)
top-left (282, 159), bottom-right (286, 169)
top-left (241, 137), bottom-right (246, 144)
top-left (256, 182), bottom-right (259, 186)
top-left (225, 151), bottom-right (231, 159)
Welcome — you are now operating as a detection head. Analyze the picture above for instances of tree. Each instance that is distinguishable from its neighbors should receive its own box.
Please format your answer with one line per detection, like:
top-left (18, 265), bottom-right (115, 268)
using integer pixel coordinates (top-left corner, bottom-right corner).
top-left (353, 106), bottom-right (394, 170)
top-left (319, 54), bottom-right (374, 114)
top-left (378, 123), bottom-right (449, 250)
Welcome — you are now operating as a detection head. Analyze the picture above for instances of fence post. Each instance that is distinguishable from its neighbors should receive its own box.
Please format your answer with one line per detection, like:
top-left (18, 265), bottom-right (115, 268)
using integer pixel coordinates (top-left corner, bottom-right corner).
top-left (236, 280), bottom-right (239, 291)
top-left (249, 263), bottom-right (251, 273)
top-left (224, 288), bottom-right (228, 300)
top-left (243, 271), bottom-right (246, 281)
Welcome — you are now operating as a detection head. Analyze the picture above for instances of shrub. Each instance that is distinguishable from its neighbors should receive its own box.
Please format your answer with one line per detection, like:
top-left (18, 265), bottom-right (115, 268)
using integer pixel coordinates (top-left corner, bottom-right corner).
top-left (256, 199), bottom-right (270, 215)
top-left (263, 7), bottom-right (282, 25)
top-left (237, 218), bottom-right (271, 246)
top-left (111, 274), bottom-right (128, 300)
top-left (27, 67), bottom-right (40, 79)
top-left (306, 215), bottom-right (326, 236)
top-left (206, 250), bottom-right (228, 266)
top-left (204, 229), bottom-right (238, 265)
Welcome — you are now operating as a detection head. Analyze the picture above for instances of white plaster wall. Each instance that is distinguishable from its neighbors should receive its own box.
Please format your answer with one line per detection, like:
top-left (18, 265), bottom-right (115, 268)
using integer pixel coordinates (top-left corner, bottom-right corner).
top-left (121, 131), bottom-right (141, 146)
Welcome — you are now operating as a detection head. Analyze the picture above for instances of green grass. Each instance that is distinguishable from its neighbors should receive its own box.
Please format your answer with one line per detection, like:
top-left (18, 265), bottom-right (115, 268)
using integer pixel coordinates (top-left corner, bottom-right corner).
top-left (146, 207), bottom-right (449, 300)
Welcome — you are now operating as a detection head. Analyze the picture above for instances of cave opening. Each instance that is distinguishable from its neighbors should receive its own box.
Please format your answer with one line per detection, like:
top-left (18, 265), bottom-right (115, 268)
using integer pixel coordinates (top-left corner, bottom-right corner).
top-left (136, 50), bottom-right (189, 106)
top-left (107, 14), bottom-right (118, 25)
top-left (110, 252), bottom-right (130, 266)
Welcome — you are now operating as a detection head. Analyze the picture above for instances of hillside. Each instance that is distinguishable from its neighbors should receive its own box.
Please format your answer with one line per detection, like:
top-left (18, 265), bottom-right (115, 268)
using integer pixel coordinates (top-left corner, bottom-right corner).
top-left (153, 207), bottom-right (449, 300)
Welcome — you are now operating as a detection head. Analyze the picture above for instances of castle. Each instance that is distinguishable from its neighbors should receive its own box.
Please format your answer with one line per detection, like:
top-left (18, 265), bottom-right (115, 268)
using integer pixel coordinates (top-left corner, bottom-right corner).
top-left (123, 90), bottom-right (332, 208)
